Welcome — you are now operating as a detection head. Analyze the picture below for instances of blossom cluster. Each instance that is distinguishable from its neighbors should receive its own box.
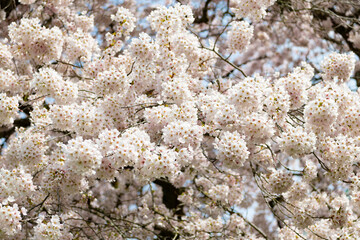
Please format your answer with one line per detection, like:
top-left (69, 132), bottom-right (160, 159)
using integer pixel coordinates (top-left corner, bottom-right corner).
top-left (0, 167), bottom-right (36, 202)
top-left (0, 200), bottom-right (22, 237)
top-left (214, 131), bottom-right (249, 168)
top-left (227, 21), bottom-right (254, 52)
top-left (111, 7), bottom-right (136, 38)
top-left (231, 0), bottom-right (276, 21)
top-left (321, 52), bottom-right (356, 82)
top-left (8, 18), bottom-right (63, 63)
top-left (0, 93), bottom-right (19, 125)
top-left (32, 215), bottom-right (68, 240)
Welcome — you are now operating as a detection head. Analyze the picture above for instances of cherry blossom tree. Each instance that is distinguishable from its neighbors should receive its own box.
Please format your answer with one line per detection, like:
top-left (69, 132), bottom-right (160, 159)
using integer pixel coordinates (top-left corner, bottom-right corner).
top-left (0, 0), bottom-right (360, 239)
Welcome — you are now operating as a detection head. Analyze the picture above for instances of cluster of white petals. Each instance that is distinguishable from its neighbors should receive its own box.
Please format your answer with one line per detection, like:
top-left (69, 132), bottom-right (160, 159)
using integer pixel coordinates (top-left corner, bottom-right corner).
top-left (231, 0), bottom-right (276, 21)
top-left (4, 129), bottom-right (48, 172)
top-left (227, 21), bottom-right (254, 52)
top-left (304, 94), bottom-right (339, 134)
top-left (162, 120), bottom-right (203, 148)
top-left (0, 201), bottom-right (22, 237)
top-left (0, 93), bottom-right (19, 125)
top-left (279, 126), bottom-right (316, 157)
top-left (111, 7), bottom-right (136, 38)
top-left (0, 43), bottom-right (13, 70)
top-left (32, 215), bottom-right (71, 240)
top-left (33, 68), bottom-right (78, 105)
top-left (9, 18), bottom-right (63, 63)
top-left (0, 167), bottom-right (36, 202)
top-left (321, 52), bottom-right (356, 82)
top-left (148, 4), bottom-right (194, 35)
top-left (266, 169), bottom-right (294, 194)
top-left (62, 137), bottom-right (103, 176)
top-left (214, 131), bottom-right (249, 168)
top-left (277, 62), bottom-right (314, 109)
